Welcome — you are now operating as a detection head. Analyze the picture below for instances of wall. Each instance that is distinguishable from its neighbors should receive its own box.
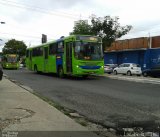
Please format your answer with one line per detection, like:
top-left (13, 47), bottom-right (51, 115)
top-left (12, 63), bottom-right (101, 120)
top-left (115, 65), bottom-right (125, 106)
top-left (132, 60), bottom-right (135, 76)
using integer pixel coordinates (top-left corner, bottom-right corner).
top-left (105, 37), bottom-right (149, 52)
top-left (144, 48), bottom-right (160, 69)
top-left (104, 36), bottom-right (160, 70)
top-left (104, 50), bottom-right (146, 68)
top-left (104, 52), bottom-right (117, 64)
top-left (152, 36), bottom-right (160, 48)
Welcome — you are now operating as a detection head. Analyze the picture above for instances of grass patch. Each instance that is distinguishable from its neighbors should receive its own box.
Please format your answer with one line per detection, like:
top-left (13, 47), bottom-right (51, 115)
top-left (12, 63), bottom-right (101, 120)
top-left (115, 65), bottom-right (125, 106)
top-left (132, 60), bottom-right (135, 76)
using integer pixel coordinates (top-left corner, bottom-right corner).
top-left (75, 119), bottom-right (88, 127)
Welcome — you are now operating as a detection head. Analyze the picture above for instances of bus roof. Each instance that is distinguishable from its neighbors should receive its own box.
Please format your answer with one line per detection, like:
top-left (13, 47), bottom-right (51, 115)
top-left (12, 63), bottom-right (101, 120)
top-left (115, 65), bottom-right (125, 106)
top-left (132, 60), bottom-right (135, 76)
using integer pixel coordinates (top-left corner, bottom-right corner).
top-left (27, 35), bottom-right (101, 50)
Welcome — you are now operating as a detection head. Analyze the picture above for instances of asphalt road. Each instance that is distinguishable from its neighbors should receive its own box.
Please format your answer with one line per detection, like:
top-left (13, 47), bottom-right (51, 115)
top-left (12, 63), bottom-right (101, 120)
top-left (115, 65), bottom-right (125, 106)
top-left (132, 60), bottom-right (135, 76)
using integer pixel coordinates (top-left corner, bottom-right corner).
top-left (3, 68), bottom-right (160, 130)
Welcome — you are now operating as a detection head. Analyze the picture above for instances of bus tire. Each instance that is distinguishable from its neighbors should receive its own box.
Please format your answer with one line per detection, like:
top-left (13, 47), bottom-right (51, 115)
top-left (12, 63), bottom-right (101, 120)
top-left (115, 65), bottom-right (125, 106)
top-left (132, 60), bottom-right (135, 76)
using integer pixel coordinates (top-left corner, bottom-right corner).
top-left (58, 66), bottom-right (64, 78)
top-left (34, 65), bottom-right (38, 73)
top-left (82, 75), bottom-right (88, 78)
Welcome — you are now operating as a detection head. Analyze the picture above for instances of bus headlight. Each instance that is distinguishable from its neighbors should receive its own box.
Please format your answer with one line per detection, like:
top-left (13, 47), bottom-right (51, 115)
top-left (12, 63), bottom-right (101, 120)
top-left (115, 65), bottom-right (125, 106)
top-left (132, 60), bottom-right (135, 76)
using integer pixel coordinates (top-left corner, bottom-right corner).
top-left (101, 66), bottom-right (104, 68)
top-left (76, 65), bottom-right (79, 68)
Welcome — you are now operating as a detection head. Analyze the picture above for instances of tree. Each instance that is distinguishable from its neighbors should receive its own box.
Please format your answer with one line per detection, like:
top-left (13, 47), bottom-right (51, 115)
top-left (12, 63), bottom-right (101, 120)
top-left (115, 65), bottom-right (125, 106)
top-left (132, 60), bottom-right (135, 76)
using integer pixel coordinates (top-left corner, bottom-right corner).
top-left (71, 16), bottom-right (132, 50)
top-left (70, 20), bottom-right (93, 35)
top-left (2, 39), bottom-right (27, 56)
top-left (91, 16), bottom-right (132, 50)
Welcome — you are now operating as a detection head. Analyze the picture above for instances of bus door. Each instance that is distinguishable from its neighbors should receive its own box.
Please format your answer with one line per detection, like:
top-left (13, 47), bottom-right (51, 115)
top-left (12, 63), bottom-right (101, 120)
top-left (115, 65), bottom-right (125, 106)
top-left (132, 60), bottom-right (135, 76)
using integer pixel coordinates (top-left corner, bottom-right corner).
top-left (44, 47), bottom-right (49, 72)
top-left (66, 42), bottom-right (73, 73)
top-left (29, 50), bottom-right (32, 70)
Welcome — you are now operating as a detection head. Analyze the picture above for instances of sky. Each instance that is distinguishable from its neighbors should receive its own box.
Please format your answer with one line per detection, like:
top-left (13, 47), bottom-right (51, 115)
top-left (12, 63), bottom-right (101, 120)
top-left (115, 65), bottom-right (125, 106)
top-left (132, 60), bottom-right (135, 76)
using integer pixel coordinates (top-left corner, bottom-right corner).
top-left (0, 0), bottom-right (160, 52)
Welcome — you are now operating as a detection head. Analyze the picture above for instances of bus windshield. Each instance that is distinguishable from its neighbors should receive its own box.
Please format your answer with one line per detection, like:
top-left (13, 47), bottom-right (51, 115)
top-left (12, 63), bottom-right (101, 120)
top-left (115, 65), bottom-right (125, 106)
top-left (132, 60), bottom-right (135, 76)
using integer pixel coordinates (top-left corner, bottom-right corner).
top-left (7, 56), bottom-right (18, 63)
top-left (74, 41), bottom-right (103, 60)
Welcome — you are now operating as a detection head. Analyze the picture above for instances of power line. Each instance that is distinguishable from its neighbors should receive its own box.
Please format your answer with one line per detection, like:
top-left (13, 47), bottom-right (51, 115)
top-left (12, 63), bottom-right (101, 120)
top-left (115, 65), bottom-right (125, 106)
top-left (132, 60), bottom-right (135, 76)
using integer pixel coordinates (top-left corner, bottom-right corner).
top-left (3, 23), bottom-right (61, 38)
top-left (0, 32), bottom-right (54, 44)
top-left (1, 0), bottom-right (82, 17)
top-left (0, 0), bottom-right (88, 19)
top-left (0, 32), bottom-right (41, 39)
top-left (0, 1), bottom-right (73, 19)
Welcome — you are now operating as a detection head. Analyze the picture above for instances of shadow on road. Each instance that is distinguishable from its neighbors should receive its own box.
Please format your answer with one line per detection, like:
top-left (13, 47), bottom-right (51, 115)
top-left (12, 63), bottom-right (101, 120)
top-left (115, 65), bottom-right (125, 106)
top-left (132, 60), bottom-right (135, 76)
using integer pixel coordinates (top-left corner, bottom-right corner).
top-left (32, 72), bottom-right (101, 81)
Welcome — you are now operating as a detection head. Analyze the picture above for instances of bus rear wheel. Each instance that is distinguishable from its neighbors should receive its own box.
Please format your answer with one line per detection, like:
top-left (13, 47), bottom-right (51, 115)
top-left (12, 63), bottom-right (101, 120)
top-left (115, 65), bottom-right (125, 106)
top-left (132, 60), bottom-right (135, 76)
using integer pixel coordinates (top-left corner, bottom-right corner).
top-left (82, 75), bottom-right (89, 78)
top-left (58, 66), bottom-right (64, 78)
top-left (34, 65), bottom-right (38, 73)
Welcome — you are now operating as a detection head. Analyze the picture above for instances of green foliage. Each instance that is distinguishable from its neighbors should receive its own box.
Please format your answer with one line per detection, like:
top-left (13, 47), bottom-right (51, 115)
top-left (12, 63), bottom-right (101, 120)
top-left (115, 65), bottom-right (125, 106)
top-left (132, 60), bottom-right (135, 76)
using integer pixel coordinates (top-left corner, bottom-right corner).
top-left (2, 39), bottom-right (27, 57)
top-left (71, 16), bottom-right (132, 50)
top-left (91, 16), bottom-right (132, 50)
top-left (70, 20), bottom-right (93, 35)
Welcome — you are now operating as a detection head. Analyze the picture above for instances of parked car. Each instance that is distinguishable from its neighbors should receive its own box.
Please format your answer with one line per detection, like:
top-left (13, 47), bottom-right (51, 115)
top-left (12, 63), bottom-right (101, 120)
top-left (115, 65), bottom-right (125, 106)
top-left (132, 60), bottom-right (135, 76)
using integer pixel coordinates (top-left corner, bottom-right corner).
top-left (104, 64), bottom-right (118, 74)
top-left (0, 64), bottom-right (3, 80)
top-left (113, 63), bottom-right (142, 76)
top-left (142, 48), bottom-right (160, 77)
top-left (142, 69), bottom-right (160, 77)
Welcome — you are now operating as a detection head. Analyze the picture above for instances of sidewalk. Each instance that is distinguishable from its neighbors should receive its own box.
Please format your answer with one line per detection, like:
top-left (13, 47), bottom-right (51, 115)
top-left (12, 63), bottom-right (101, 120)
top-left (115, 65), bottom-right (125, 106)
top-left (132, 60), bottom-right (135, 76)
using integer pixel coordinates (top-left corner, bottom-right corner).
top-left (104, 73), bottom-right (160, 84)
top-left (0, 77), bottom-right (98, 137)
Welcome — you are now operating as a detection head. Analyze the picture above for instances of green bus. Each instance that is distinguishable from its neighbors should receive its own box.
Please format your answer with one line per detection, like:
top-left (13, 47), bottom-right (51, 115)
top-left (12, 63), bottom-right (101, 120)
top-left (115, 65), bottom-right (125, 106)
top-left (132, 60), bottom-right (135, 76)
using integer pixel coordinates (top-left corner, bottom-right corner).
top-left (26, 35), bottom-right (104, 77)
top-left (2, 54), bottom-right (20, 69)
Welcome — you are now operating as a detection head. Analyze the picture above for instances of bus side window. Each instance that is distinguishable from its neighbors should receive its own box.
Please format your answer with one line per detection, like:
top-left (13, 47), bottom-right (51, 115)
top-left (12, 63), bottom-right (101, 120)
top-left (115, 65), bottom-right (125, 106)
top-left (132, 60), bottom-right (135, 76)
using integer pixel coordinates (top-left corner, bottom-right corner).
top-left (39, 47), bottom-right (43, 56)
top-left (30, 50), bottom-right (32, 60)
top-left (57, 41), bottom-right (64, 53)
top-left (32, 47), bottom-right (43, 57)
top-left (49, 43), bottom-right (57, 55)
top-left (26, 50), bottom-right (29, 57)
top-left (3, 57), bottom-right (7, 61)
top-left (32, 49), bottom-right (36, 57)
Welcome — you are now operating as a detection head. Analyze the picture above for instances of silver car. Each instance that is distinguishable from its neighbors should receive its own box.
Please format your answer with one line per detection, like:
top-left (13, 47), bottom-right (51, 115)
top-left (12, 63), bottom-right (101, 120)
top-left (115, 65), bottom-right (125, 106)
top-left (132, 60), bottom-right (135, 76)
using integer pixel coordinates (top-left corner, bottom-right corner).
top-left (104, 64), bottom-right (118, 74)
top-left (113, 63), bottom-right (142, 76)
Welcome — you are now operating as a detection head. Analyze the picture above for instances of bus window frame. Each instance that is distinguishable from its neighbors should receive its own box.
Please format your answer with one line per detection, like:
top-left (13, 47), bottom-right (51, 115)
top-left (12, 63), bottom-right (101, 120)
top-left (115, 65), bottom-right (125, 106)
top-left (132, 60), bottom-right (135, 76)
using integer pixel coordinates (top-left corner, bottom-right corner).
top-left (57, 41), bottom-right (64, 53)
top-left (32, 47), bottom-right (43, 57)
top-left (49, 42), bottom-right (57, 55)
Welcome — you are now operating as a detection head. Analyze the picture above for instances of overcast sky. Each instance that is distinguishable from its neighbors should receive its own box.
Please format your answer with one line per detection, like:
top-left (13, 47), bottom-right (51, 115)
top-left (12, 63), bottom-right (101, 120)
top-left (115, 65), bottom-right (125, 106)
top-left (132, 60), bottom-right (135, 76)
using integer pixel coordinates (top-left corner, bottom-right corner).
top-left (1, 0), bottom-right (160, 51)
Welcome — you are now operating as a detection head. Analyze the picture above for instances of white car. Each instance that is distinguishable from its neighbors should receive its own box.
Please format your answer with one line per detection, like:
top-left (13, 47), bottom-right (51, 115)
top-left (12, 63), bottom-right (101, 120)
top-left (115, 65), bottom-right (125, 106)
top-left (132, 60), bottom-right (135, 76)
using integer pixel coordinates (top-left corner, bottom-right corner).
top-left (113, 63), bottom-right (142, 76)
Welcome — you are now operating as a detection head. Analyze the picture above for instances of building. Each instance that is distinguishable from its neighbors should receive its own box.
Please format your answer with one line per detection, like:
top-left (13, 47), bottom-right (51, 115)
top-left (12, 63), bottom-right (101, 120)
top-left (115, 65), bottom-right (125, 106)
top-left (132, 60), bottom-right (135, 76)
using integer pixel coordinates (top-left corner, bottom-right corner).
top-left (104, 36), bottom-right (160, 70)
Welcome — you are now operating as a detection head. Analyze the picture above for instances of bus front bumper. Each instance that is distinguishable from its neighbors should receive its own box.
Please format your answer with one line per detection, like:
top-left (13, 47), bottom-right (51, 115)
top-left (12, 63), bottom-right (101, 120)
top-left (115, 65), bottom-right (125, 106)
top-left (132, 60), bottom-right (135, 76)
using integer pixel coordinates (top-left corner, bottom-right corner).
top-left (73, 66), bottom-right (104, 76)
top-left (5, 63), bottom-right (19, 69)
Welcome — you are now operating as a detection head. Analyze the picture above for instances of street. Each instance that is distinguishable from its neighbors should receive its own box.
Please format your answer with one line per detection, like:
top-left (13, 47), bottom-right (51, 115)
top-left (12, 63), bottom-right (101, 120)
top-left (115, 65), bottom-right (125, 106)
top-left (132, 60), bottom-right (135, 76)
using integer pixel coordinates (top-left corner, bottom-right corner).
top-left (3, 68), bottom-right (160, 131)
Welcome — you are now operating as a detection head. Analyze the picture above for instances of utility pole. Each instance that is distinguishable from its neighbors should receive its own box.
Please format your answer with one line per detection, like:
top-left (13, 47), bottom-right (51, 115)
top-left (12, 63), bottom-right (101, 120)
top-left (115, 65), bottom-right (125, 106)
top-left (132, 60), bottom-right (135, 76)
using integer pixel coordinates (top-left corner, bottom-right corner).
top-left (0, 22), bottom-right (5, 24)
top-left (29, 42), bottom-right (31, 48)
top-left (42, 34), bottom-right (47, 43)
top-left (0, 21), bottom-right (5, 42)
top-left (0, 21), bottom-right (6, 43)
top-left (0, 21), bottom-right (6, 53)
top-left (148, 32), bottom-right (152, 49)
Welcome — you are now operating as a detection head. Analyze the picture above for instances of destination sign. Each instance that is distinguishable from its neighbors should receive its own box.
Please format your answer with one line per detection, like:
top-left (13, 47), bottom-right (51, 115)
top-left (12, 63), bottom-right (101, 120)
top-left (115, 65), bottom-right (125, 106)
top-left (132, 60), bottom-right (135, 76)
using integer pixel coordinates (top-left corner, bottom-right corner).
top-left (76, 36), bottom-right (101, 42)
